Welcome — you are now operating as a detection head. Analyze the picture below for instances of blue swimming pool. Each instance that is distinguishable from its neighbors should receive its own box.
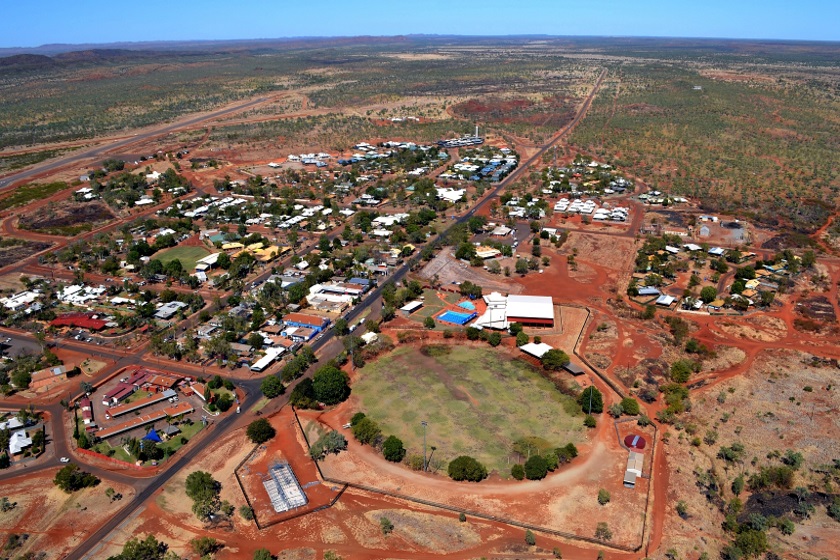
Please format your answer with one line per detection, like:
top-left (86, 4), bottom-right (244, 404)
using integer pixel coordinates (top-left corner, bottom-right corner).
top-left (437, 310), bottom-right (477, 325)
top-left (458, 301), bottom-right (476, 310)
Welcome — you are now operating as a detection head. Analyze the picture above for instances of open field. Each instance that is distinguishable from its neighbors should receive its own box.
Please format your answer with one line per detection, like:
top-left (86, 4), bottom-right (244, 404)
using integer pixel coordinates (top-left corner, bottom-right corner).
top-left (153, 245), bottom-right (211, 270)
top-left (0, 469), bottom-right (135, 559)
top-left (350, 345), bottom-right (582, 474)
top-left (0, 181), bottom-right (68, 210)
top-left (19, 201), bottom-right (115, 235)
top-left (0, 238), bottom-right (51, 268)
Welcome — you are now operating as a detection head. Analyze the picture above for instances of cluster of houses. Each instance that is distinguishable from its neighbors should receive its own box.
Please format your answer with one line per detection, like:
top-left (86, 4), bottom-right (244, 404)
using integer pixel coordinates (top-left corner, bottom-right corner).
top-left (552, 198), bottom-right (629, 222)
top-left (439, 149), bottom-right (517, 182)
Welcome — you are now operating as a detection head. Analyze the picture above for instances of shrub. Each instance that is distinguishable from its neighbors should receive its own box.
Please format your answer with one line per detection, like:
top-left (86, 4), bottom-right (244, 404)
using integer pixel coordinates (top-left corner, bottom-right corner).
top-left (260, 376), bottom-right (285, 399)
top-left (584, 414), bottom-right (597, 428)
top-left (487, 332), bottom-right (502, 346)
top-left (598, 488), bottom-right (611, 505)
top-left (289, 378), bottom-right (318, 409)
top-left (459, 512), bottom-right (466, 522)
top-left (525, 529), bottom-right (536, 546)
top-left (448, 456), bottom-right (488, 482)
top-left (423, 316), bottom-right (435, 329)
top-left (380, 516), bottom-right (394, 535)
top-left (239, 505), bottom-right (255, 520)
top-left (309, 430), bottom-right (348, 460)
top-left (246, 419), bottom-right (276, 444)
top-left (511, 464), bottom-right (525, 480)
top-left (465, 327), bottom-right (481, 340)
top-left (53, 464), bottom-right (99, 493)
top-left (524, 455), bottom-right (548, 480)
top-left (351, 417), bottom-right (381, 445)
top-left (620, 397), bottom-right (640, 415)
top-left (541, 349), bottom-right (570, 371)
top-left (191, 536), bottom-right (221, 556)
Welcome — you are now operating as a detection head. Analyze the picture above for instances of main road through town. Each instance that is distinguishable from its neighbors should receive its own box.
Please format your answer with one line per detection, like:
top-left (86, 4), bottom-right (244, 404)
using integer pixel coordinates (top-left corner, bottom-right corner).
top-left (42, 68), bottom-right (608, 560)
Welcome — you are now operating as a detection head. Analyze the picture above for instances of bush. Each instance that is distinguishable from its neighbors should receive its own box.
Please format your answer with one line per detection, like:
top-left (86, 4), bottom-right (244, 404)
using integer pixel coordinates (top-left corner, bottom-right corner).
top-left (246, 419), bottom-right (276, 444)
top-left (620, 397), bottom-right (640, 415)
top-left (511, 464), bottom-right (525, 480)
top-left (309, 430), bottom-right (348, 460)
top-left (487, 332), bottom-right (502, 346)
top-left (515, 331), bottom-right (529, 346)
top-left (351, 417), bottom-right (381, 445)
top-left (239, 505), bottom-right (255, 520)
top-left (524, 455), bottom-right (548, 480)
top-left (525, 529), bottom-right (536, 546)
top-left (382, 436), bottom-right (406, 462)
top-left (541, 349), bottom-right (570, 371)
top-left (465, 327), bottom-right (481, 340)
top-left (191, 536), bottom-right (221, 556)
top-left (598, 488), bottom-right (611, 505)
top-left (289, 378), bottom-right (317, 409)
top-left (380, 516), bottom-right (394, 535)
top-left (448, 456), bottom-right (488, 482)
top-left (584, 414), bottom-right (597, 428)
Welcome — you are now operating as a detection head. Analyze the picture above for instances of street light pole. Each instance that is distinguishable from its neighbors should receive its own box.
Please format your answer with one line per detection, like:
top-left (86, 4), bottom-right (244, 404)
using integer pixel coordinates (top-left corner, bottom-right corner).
top-left (421, 420), bottom-right (428, 472)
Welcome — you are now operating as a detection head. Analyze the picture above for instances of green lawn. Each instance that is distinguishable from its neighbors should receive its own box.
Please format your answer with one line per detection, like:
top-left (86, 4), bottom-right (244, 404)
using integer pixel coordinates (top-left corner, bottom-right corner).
top-left (153, 245), bottom-right (211, 270)
top-left (158, 421), bottom-right (203, 454)
top-left (410, 289), bottom-right (447, 320)
top-left (352, 345), bottom-right (583, 475)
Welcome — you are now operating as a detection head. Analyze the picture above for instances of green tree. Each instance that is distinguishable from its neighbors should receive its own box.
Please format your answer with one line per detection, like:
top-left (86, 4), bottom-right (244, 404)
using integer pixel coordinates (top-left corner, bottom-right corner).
top-left (246, 419), bottom-right (276, 444)
top-left (184, 470), bottom-right (221, 520)
top-left (448, 455), bottom-right (488, 482)
top-left (598, 488), bottom-right (611, 505)
top-left (309, 430), bottom-right (348, 460)
top-left (515, 331), bottom-right (529, 346)
top-left (524, 455), bottom-right (548, 480)
top-left (53, 463), bottom-right (99, 493)
top-left (191, 536), bottom-right (221, 556)
top-left (240, 505), bottom-right (255, 521)
top-left (253, 549), bottom-right (272, 560)
top-left (248, 332), bottom-right (264, 349)
top-left (312, 365), bottom-right (351, 405)
top-left (289, 378), bottom-right (318, 408)
top-left (487, 332), bottom-right (502, 346)
top-left (106, 535), bottom-right (171, 560)
top-left (541, 349), bottom-right (570, 371)
top-left (578, 386), bottom-right (603, 414)
top-left (380, 516), bottom-right (394, 535)
top-left (700, 285), bottom-right (718, 304)
top-left (334, 317), bottom-right (349, 336)
top-left (525, 529), bottom-right (536, 546)
top-left (260, 375), bottom-right (285, 399)
top-left (511, 464), bottom-right (525, 480)
top-left (352, 417), bottom-right (381, 445)
top-left (382, 435), bottom-right (406, 462)
top-left (620, 397), bottom-right (640, 415)
top-left (423, 316), bottom-right (436, 329)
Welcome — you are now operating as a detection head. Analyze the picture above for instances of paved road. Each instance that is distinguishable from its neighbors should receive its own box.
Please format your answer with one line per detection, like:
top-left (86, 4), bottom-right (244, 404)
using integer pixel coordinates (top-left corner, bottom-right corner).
top-left (0, 96), bottom-right (268, 192)
top-left (2, 67), bottom-right (609, 557)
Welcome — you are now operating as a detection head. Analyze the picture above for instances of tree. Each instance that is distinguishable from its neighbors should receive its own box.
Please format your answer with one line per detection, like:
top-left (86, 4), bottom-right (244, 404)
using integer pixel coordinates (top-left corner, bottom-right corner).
top-left (594, 522), bottom-right (612, 541)
top-left (253, 549), bottom-right (272, 560)
top-left (240, 505), bottom-right (255, 520)
top-left (191, 537), bottom-right (221, 556)
top-left (334, 317), bottom-right (349, 336)
top-left (541, 349), bottom-right (570, 371)
top-left (260, 376), bottom-right (285, 399)
top-left (598, 488), bottom-right (611, 505)
top-left (246, 419), bottom-right (276, 444)
top-left (312, 365), bottom-right (350, 405)
top-left (448, 456), bottom-right (488, 482)
top-left (380, 516), bottom-right (394, 535)
top-left (248, 332), bottom-right (264, 349)
top-left (620, 397), bottom-right (640, 415)
top-left (670, 360), bottom-right (694, 383)
top-left (465, 327), bottom-right (481, 340)
top-left (524, 455), bottom-right (548, 480)
top-left (584, 414), bottom-right (597, 428)
top-left (423, 316), bottom-right (435, 329)
top-left (106, 535), bottom-right (170, 560)
top-left (382, 435), bottom-right (406, 462)
top-left (700, 285), bottom-right (718, 304)
top-left (53, 463), bottom-right (99, 493)
top-left (511, 464), bottom-right (525, 480)
top-left (309, 430), bottom-right (348, 460)
top-left (185, 470), bottom-right (221, 520)
top-left (515, 331), bottom-right (529, 347)
top-left (525, 529), bottom-right (536, 546)
top-left (352, 417), bottom-right (381, 445)
top-left (487, 332), bottom-right (502, 347)
top-left (578, 386), bottom-right (603, 414)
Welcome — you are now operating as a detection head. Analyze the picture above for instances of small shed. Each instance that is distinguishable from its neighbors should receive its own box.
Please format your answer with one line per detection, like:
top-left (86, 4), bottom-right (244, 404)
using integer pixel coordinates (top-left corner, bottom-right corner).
top-left (563, 362), bottom-right (585, 376)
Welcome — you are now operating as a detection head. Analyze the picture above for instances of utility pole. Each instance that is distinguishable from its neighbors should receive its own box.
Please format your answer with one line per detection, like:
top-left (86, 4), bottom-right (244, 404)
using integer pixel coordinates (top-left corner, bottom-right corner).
top-left (421, 420), bottom-right (428, 472)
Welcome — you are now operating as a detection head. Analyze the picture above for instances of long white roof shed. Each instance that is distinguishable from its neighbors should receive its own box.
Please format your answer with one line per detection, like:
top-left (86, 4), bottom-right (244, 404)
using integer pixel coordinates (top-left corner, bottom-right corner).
top-left (506, 295), bottom-right (554, 321)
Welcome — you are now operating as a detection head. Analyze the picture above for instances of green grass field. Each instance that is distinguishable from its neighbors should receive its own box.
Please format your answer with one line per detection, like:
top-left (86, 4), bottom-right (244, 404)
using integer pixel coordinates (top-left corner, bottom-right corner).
top-left (153, 246), bottom-right (211, 270)
top-left (0, 182), bottom-right (68, 210)
top-left (352, 345), bottom-right (582, 475)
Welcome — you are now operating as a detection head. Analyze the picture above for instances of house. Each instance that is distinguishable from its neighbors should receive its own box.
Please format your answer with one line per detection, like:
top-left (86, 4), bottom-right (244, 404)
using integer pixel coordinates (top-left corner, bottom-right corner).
top-left (624, 451), bottom-right (645, 488)
top-left (519, 342), bottom-right (553, 359)
top-left (708, 299), bottom-right (726, 310)
top-left (102, 382), bottom-right (136, 406)
top-left (708, 247), bottom-right (726, 257)
top-left (155, 301), bottom-right (188, 320)
top-left (637, 287), bottom-right (661, 297)
top-left (475, 246), bottom-right (502, 259)
top-left (282, 312), bottom-right (330, 333)
top-left (9, 430), bottom-right (32, 455)
top-left (655, 295), bottom-right (676, 307)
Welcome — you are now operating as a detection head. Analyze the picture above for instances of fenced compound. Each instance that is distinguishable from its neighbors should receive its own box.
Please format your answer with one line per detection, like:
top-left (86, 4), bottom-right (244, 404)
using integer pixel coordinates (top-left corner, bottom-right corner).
top-left (262, 461), bottom-right (308, 513)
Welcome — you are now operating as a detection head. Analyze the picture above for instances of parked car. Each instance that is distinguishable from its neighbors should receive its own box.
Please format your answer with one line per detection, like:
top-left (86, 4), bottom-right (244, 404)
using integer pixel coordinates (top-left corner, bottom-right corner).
top-left (59, 457), bottom-right (70, 463)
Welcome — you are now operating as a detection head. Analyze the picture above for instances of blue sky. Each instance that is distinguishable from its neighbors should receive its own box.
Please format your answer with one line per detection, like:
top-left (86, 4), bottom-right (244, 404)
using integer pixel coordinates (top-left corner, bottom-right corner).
top-left (3, 0), bottom-right (838, 48)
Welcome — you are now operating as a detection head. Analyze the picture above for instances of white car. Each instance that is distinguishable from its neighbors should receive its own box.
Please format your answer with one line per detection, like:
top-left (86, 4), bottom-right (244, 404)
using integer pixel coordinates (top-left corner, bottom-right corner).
top-left (59, 457), bottom-right (70, 463)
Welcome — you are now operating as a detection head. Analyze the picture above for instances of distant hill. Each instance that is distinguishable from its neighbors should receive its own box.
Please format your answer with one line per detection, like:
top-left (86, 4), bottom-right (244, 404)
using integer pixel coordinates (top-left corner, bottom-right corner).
top-left (0, 53), bottom-right (57, 71)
